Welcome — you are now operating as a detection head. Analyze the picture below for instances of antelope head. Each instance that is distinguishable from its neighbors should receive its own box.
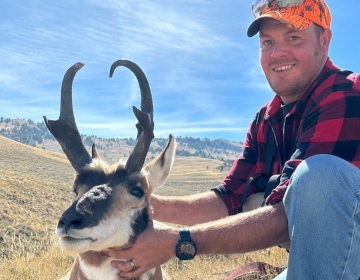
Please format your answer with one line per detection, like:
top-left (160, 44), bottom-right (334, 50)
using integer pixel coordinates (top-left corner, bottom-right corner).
top-left (44, 60), bottom-right (175, 254)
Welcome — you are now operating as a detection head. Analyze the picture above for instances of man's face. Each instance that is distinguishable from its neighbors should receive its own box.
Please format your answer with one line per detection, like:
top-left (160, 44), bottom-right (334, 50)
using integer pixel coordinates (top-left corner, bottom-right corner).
top-left (259, 18), bottom-right (330, 104)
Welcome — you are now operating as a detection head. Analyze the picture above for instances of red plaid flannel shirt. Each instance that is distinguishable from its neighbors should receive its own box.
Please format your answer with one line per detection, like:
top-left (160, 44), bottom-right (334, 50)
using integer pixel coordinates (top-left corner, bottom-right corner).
top-left (214, 59), bottom-right (360, 215)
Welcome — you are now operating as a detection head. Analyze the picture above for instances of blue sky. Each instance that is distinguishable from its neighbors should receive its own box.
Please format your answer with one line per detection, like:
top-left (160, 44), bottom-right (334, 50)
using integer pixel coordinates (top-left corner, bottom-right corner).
top-left (1, 1), bottom-right (359, 141)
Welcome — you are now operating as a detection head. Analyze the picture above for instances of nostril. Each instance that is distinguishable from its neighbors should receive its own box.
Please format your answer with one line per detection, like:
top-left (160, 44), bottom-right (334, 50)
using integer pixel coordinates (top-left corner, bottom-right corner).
top-left (70, 217), bottom-right (82, 227)
top-left (59, 215), bottom-right (83, 231)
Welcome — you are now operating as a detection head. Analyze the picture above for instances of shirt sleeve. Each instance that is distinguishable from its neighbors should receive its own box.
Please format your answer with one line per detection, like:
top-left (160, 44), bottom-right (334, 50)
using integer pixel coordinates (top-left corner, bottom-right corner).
top-left (212, 112), bottom-right (265, 215)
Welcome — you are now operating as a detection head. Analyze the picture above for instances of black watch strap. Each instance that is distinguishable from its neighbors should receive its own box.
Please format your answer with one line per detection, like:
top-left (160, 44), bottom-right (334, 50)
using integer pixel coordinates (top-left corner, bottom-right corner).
top-left (179, 228), bottom-right (191, 241)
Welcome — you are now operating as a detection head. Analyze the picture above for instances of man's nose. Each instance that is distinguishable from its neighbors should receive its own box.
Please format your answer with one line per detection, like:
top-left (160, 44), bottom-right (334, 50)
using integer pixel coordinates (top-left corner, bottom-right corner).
top-left (271, 42), bottom-right (289, 59)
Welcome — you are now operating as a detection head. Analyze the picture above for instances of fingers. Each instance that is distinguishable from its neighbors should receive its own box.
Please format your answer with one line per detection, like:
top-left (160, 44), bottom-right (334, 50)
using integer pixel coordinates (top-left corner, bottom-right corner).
top-left (103, 250), bottom-right (120, 258)
top-left (111, 259), bottom-right (149, 279)
top-left (110, 260), bottom-right (133, 272)
top-left (103, 247), bottom-right (131, 259)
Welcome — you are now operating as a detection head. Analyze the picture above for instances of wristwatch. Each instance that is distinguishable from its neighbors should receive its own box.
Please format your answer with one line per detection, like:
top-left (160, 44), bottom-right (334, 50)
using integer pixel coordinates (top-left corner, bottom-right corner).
top-left (175, 228), bottom-right (197, 260)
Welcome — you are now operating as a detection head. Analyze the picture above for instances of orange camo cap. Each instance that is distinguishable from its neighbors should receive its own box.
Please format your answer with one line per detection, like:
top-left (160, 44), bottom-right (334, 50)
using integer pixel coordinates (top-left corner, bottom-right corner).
top-left (247, 0), bottom-right (331, 37)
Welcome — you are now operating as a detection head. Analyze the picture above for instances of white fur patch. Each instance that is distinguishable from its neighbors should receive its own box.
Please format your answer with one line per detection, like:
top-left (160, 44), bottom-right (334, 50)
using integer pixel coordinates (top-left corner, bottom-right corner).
top-left (79, 256), bottom-right (120, 280)
top-left (78, 256), bottom-right (155, 280)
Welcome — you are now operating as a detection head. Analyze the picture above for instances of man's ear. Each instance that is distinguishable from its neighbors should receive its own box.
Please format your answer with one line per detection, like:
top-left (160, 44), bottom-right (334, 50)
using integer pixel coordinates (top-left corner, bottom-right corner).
top-left (321, 28), bottom-right (332, 55)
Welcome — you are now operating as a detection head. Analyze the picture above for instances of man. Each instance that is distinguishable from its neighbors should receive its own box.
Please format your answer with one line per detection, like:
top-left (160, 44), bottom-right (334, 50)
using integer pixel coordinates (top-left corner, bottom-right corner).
top-left (106, 0), bottom-right (360, 278)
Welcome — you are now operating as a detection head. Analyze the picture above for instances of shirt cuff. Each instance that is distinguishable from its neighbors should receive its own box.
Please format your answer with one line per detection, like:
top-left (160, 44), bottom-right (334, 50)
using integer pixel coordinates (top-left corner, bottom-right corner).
top-left (211, 183), bottom-right (229, 194)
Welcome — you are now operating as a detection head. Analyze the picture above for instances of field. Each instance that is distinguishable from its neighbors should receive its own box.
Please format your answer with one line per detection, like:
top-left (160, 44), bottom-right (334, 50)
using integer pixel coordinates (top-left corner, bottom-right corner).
top-left (0, 135), bottom-right (288, 279)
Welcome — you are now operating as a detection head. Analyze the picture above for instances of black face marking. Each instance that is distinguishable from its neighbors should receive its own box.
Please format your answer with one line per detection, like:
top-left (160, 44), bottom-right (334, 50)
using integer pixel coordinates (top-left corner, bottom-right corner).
top-left (129, 207), bottom-right (149, 244)
top-left (77, 185), bottom-right (112, 214)
top-left (58, 202), bottom-right (82, 231)
top-left (75, 168), bottom-right (110, 189)
top-left (108, 168), bottom-right (127, 188)
top-left (59, 183), bottom-right (113, 232)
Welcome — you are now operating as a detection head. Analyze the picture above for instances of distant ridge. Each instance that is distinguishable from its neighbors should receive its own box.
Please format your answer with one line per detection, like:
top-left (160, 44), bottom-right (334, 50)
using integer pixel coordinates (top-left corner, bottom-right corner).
top-left (0, 117), bottom-right (242, 164)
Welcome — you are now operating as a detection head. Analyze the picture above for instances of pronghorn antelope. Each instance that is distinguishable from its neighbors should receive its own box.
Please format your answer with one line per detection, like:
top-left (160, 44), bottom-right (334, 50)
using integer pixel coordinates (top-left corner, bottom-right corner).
top-left (44, 59), bottom-right (174, 280)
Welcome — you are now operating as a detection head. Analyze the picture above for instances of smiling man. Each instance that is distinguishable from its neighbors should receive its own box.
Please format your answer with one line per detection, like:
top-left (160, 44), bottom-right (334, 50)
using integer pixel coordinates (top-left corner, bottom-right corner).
top-left (259, 19), bottom-right (330, 104)
top-left (105, 1), bottom-right (360, 279)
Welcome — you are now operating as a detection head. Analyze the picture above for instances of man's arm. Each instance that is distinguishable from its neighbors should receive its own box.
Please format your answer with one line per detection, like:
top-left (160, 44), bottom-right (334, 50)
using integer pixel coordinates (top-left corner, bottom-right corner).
top-left (150, 191), bottom-right (228, 225)
top-left (105, 202), bottom-right (289, 279)
top-left (192, 202), bottom-right (288, 254)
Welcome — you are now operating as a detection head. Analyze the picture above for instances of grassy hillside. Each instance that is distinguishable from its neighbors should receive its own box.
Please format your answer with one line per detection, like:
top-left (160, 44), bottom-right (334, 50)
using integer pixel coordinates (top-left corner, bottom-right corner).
top-left (0, 135), bottom-right (73, 258)
top-left (0, 135), bottom-right (288, 279)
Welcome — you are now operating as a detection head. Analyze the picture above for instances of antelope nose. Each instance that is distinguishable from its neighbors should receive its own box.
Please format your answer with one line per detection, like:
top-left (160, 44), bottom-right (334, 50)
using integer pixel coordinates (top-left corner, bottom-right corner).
top-left (58, 214), bottom-right (82, 232)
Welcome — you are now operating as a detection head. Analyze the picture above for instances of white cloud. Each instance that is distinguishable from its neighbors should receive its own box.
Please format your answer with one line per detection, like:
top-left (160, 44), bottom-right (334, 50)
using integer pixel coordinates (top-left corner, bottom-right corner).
top-left (0, 0), bottom-right (267, 141)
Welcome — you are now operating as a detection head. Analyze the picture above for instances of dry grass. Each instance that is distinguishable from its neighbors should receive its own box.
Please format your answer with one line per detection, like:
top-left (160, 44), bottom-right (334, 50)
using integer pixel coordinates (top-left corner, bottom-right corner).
top-left (0, 135), bottom-right (288, 279)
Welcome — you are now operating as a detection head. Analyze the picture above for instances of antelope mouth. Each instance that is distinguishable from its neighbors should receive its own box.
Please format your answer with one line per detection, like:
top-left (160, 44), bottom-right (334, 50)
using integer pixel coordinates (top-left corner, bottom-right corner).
top-left (61, 236), bottom-right (97, 243)
top-left (59, 235), bottom-right (98, 253)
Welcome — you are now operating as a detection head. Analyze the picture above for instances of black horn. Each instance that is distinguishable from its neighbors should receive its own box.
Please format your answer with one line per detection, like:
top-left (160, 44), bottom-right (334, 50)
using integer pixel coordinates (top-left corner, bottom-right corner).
top-left (109, 59), bottom-right (154, 173)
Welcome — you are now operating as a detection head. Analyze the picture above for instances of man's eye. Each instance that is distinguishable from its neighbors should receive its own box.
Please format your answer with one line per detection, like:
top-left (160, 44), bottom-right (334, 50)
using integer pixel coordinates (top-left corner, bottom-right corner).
top-left (289, 36), bottom-right (300, 41)
top-left (262, 40), bottom-right (272, 46)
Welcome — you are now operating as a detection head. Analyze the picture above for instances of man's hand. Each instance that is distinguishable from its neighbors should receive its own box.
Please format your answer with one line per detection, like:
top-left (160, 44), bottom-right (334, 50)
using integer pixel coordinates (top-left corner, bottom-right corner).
top-left (104, 220), bottom-right (178, 279)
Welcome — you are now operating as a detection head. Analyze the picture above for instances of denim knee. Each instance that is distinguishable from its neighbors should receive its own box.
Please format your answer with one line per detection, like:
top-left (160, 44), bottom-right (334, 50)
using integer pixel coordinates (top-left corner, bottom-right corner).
top-left (283, 153), bottom-right (360, 233)
top-left (284, 154), bottom-right (352, 204)
top-left (282, 155), bottom-right (360, 279)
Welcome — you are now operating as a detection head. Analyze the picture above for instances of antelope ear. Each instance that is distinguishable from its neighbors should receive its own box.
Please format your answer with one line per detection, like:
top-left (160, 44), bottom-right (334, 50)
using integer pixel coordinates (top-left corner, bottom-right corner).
top-left (91, 143), bottom-right (102, 159)
top-left (145, 135), bottom-right (176, 191)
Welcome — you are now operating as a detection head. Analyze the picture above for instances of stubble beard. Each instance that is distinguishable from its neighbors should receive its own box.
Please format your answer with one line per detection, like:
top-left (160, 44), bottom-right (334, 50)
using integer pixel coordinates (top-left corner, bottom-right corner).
top-left (268, 49), bottom-right (323, 100)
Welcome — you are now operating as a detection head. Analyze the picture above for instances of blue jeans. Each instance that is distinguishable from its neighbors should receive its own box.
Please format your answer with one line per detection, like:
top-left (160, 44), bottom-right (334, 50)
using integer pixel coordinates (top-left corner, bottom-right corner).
top-left (274, 154), bottom-right (360, 279)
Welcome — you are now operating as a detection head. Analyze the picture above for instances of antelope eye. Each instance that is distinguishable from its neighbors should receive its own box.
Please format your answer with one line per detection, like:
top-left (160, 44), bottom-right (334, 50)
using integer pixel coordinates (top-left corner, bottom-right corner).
top-left (130, 187), bottom-right (145, 198)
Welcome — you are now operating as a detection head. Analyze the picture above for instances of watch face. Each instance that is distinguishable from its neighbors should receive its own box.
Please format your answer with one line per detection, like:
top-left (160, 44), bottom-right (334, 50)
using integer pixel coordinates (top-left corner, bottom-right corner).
top-left (177, 241), bottom-right (196, 260)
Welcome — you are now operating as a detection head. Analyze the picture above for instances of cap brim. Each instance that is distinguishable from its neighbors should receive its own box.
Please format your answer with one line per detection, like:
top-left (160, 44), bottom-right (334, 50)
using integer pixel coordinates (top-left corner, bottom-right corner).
top-left (247, 14), bottom-right (274, 37)
top-left (247, 13), bottom-right (313, 37)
